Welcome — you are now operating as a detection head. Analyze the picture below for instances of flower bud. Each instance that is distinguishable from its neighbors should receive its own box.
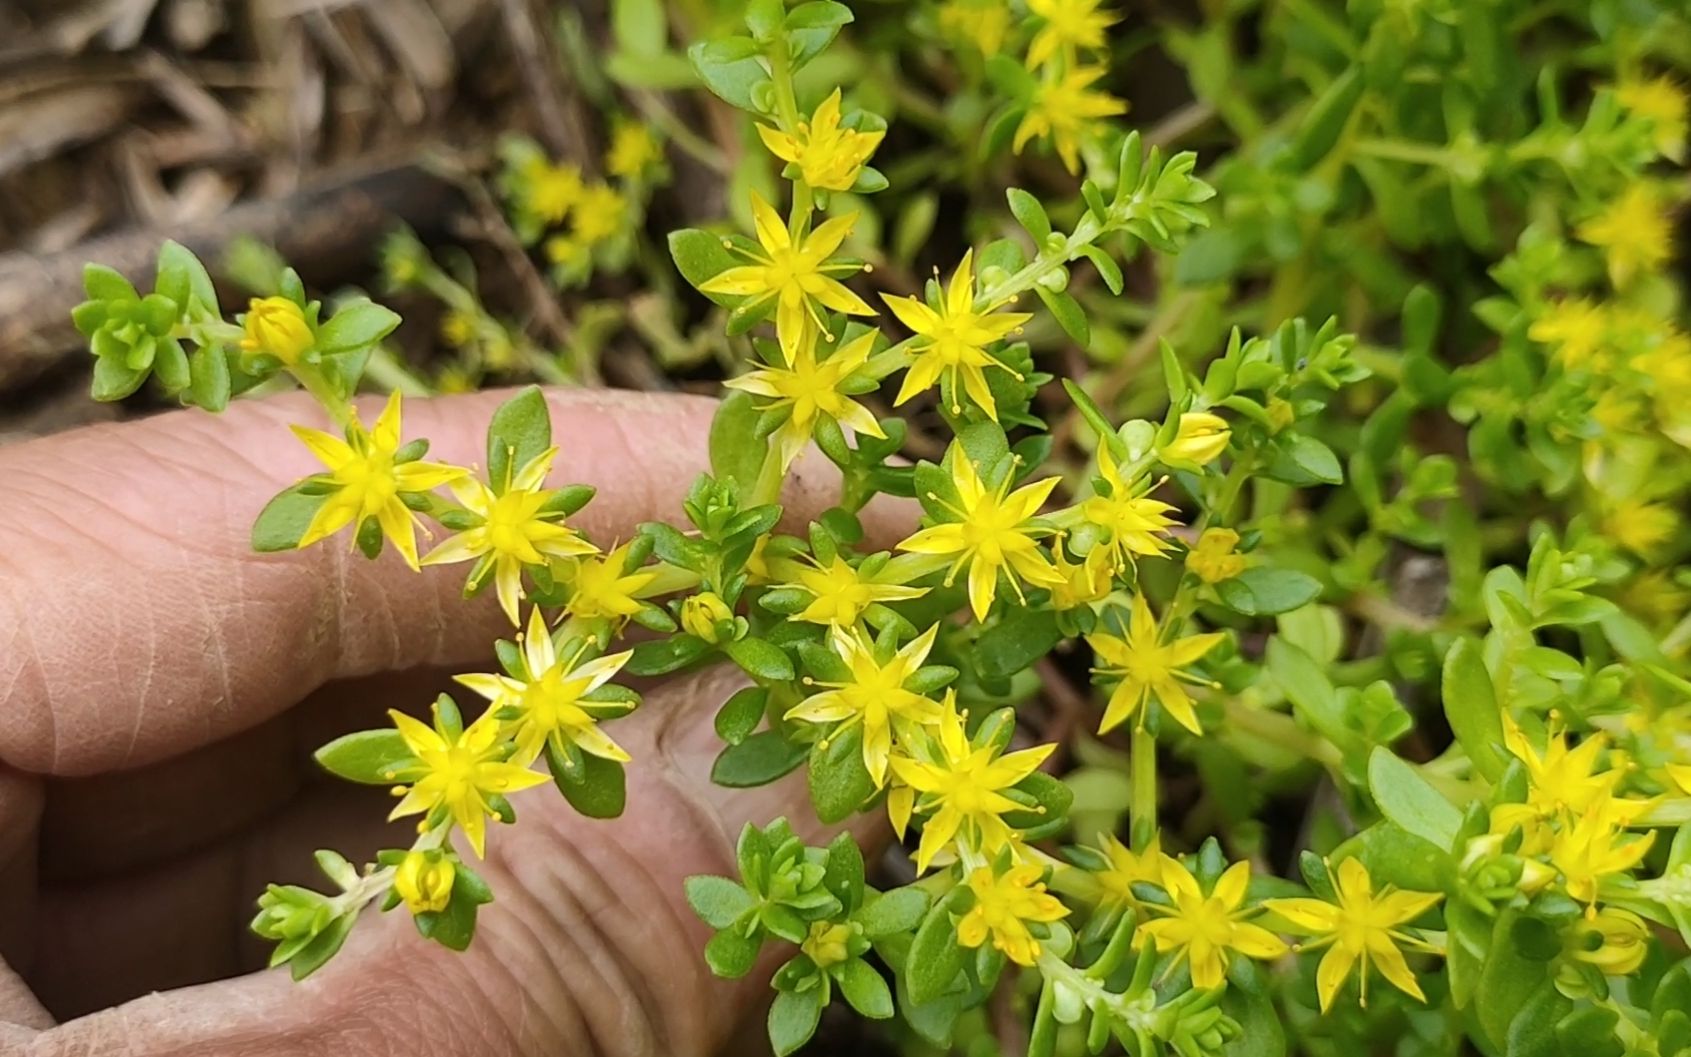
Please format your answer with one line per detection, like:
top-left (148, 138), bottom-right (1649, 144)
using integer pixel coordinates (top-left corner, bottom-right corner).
top-left (800, 920), bottom-right (853, 969)
top-left (240, 297), bottom-right (314, 366)
top-left (394, 850), bottom-right (456, 915)
top-left (1185, 528), bottom-right (1246, 584)
top-left (682, 592), bottom-right (735, 642)
top-left (1160, 412), bottom-right (1231, 467)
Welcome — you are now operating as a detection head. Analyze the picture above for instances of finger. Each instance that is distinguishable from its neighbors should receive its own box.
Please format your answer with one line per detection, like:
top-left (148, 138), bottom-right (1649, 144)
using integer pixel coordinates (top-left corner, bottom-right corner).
top-left (27, 666), bottom-right (888, 1057)
top-left (0, 387), bottom-right (913, 778)
top-left (0, 769), bottom-right (50, 1031)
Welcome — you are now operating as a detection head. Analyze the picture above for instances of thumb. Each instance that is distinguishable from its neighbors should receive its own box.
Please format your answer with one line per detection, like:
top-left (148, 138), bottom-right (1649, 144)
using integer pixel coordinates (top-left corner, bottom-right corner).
top-left (23, 666), bottom-right (888, 1057)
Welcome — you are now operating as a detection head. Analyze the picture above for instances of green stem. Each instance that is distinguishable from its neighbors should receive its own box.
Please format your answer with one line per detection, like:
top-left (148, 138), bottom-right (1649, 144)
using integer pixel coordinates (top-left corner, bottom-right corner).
top-left (289, 365), bottom-right (354, 430)
top-left (977, 212), bottom-right (1104, 311)
top-left (1130, 727), bottom-right (1157, 850)
top-left (364, 345), bottom-right (434, 397)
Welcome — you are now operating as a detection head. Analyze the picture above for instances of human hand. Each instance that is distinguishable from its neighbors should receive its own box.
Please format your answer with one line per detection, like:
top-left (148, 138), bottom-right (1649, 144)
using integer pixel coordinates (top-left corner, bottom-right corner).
top-left (0, 388), bottom-right (903, 1057)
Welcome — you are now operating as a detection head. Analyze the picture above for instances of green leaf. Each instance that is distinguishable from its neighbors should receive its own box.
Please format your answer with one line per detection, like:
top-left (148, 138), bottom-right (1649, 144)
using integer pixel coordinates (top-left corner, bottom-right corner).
top-left (1264, 637), bottom-right (1352, 751)
top-left (785, 1), bottom-right (853, 29)
top-left (709, 390), bottom-right (771, 504)
top-left (712, 731), bottom-right (808, 787)
top-left (669, 228), bottom-right (741, 299)
top-left (158, 239), bottom-right (218, 316)
top-left (685, 875), bottom-right (755, 928)
top-left (1007, 187), bottom-right (1052, 241)
top-left (1216, 568), bottom-right (1322, 616)
top-left (906, 892), bottom-right (967, 1005)
top-left (316, 299), bottom-right (400, 353)
top-left (976, 607), bottom-right (1062, 679)
top-left (687, 38), bottom-right (768, 111)
top-left (314, 729), bottom-right (413, 784)
top-left (1265, 434), bottom-right (1343, 485)
top-left (286, 913), bottom-right (355, 980)
top-left (1477, 912), bottom-right (1554, 1049)
top-left (545, 743), bottom-right (627, 819)
top-left (189, 346), bottom-right (231, 411)
top-left (838, 958), bottom-right (894, 1018)
top-left (487, 385), bottom-right (552, 491)
top-left (1289, 68), bottom-right (1363, 169)
top-left (725, 637), bottom-right (795, 681)
top-left (1354, 821), bottom-right (1456, 893)
top-left (627, 634), bottom-right (712, 675)
top-left (715, 686), bottom-right (767, 745)
top-left (251, 482), bottom-right (330, 552)
top-left (809, 725), bottom-right (877, 824)
top-left (1034, 286), bottom-right (1089, 347)
top-left (705, 927), bottom-right (762, 978)
top-left (1061, 379), bottom-right (1127, 459)
top-left (91, 355), bottom-right (149, 401)
top-left (1367, 746), bottom-right (1461, 851)
top-left (1443, 638), bottom-right (1507, 782)
top-left (768, 986), bottom-right (825, 1057)
top-left (83, 263), bottom-right (137, 302)
top-left (857, 887), bottom-right (929, 937)
top-left (611, 0), bottom-right (667, 56)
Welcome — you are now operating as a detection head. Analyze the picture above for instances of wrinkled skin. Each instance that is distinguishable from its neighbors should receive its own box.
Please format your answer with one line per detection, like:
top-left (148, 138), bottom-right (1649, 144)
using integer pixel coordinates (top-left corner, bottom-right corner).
top-left (0, 389), bottom-right (901, 1056)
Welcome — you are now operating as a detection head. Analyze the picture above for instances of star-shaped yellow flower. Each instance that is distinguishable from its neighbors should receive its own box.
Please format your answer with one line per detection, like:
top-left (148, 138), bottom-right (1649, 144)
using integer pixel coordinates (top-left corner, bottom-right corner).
top-left (561, 541), bottom-right (660, 627)
top-left (756, 88), bottom-right (884, 192)
top-left (958, 864), bottom-right (1069, 966)
top-left (699, 192), bottom-right (874, 360)
top-left (1087, 593), bottom-right (1223, 735)
top-left (1026, 0), bottom-right (1120, 69)
top-left (1263, 857), bottom-right (1442, 1011)
top-left (880, 250), bottom-right (1032, 420)
top-left (775, 553), bottom-right (928, 628)
top-left (423, 446), bottom-right (599, 624)
top-left (723, 328), bottom-right (886, 471)
top-left (291, 392), bottom-right (466, 571)
top-left (899, 453), bottom-right (1065, 622)
top-left (786, 624), bottom-right (944, 786)
top-left (455, 607), bottom-right (635, 768)
top-left (888, 695), bottom-right (1055, 872)
top-left (1135, 857), bottom-right (1287, 989)
top-left (1013, 65), bottom-right (1127, 173)
top-left (1080, 443), bottom-right (1180, 572)
top-left (1577, 182), bottom-right (1673, 288)
top-left (385, 700), bottom-right (548, 858)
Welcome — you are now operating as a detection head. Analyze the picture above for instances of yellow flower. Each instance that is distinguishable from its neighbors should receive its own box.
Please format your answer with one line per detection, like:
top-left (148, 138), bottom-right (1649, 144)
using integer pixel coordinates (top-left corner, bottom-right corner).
top-left (385, 702), bottom-right (548, 858)
top-left (422, 446), bottom-right (598, 625)
top-left (1095, 831), bottom-right (1162, 909)
top-left (1262, 857), bottom-right (1442, 1011)
top-left (440, 309), bottom-right (477, 349)
top-left (898, 453), bottom-right (1065, 622)
top-left (1160, 412), bottom-right (1231, 467)
top-left (1618, 75), bottom-right (1688, 162)
top-left (777, 553), bottom-right (928, 628)
top-left (526, 159), bottom-right (583, 224)
top-left (724, 328), bottom-right (886, 471)
top-left (1577, 183), bottom-right (1673, 288)
top-left (1081, 444), bottom-right (1180, 572)
top-left (1528, 298), bottom-right (1611, 371)
top-left (1136, 857), bottom-right (1287, 989)
top-left (607, 122), bottom-right (663, 178)
top-left (1087, 594), bottom-right (1222, 735)
top-left (700, 192), bottom-right (874, 361)
top-left (1548, 806), bottom-right (1655, 909)
top-left (757, 88), bottom-right (884, 193)
top-left (1050, 544), bottom-right (1115, 610)
top-left (1491, 716), bottom-right (1653, 849)
top-left (455, 607), bottom-right (634, 767)
top-left (1026, 0), bottom-right (1119, 69)
top-left (291, 392), bottom-right (467, 571)
top-left (880, 250), bottom-right (1033, 420)
top-left (240, 296), bottom-right (314, 365)
top-left (1186, 528), bottom-right (1246, 584)
top-left (1013, 65), bottom-right (1127, 173)
top-left (889, 695), bottom-right (1055, 872)
top-left (571, 183), bottom-right (628, 246)
top-left (1605, 498), bottom-right (1679, 559)
top-left (1566, 907), bottom-right (1650, 976)
top-left (938, 0), bottom-right (1011, 56)
top-left (681, 591), bottom-right (735, 642)
top-left (786, 624), bottom-right (944, 786)
top-left (802, 921), bottom-right (854, 969)
top-left (958, 864), bottom-right (1070, 966)
top-left (561, 541), bottom-right (659, 626)
top-left (394, 849), bottom-right (455, 914)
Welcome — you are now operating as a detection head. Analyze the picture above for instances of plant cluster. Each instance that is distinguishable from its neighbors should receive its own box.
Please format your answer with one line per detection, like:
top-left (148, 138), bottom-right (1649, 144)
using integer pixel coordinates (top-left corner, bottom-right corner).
top-left (66, 0), bottom-right (1691, 1054)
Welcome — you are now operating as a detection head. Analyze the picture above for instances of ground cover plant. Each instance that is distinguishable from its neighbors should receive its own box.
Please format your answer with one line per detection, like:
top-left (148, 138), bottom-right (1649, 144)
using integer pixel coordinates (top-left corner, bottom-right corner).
top-left (60, 0), bottom-right (1691, 1054)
